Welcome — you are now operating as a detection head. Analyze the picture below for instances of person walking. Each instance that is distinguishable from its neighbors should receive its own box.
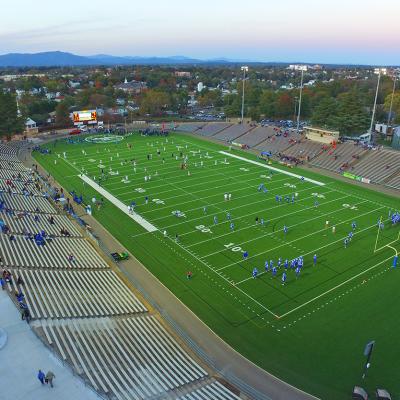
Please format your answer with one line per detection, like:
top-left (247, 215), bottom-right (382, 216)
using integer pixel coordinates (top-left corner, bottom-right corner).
top-left (38, 369), bottom-right (45, 385)
top-left (45, 371), bottom-right (56, 388)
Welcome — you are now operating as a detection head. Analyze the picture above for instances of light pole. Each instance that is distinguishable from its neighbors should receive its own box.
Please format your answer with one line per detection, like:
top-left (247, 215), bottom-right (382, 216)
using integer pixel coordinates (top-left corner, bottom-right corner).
top-left (296, 65), bottom-right (307, 134)
top-left (293, 96), bottom-right (298, 122)
top-left (240, 66), bottom-right (248, 124)
top-left (387, 70), bottom-right (399, 129)
top-left (369, 68), bottom-right (387, 142)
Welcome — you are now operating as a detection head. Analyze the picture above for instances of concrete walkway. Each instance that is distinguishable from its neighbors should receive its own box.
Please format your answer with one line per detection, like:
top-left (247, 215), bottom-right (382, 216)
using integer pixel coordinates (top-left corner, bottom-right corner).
top-left (0, 291), bottom-right (101, 400)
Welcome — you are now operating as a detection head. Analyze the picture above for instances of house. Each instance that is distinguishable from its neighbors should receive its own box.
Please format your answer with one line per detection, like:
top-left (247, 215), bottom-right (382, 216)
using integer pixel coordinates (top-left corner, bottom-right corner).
top-left (114, 78), bottom-right (147, 94)
top-left (175, 71), bottom-right (191, 78)
top-left (25, 118), bottom-right (39, 135)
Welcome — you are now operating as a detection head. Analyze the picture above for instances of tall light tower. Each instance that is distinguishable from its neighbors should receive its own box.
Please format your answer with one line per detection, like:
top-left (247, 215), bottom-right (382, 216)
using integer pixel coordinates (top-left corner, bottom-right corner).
top-left (296, 65), bottom-right (307, 134)
top-left (369, 68), bottom-right (387, 142)
top-left (387, 70), bottom-right (399, 129)
top-left (240, 66), bottom-right (249, 124)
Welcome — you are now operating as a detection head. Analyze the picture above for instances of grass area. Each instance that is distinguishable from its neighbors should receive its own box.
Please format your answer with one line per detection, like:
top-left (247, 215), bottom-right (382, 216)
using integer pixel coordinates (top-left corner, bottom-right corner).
top-left (33, 132), bottom-right (400, 399)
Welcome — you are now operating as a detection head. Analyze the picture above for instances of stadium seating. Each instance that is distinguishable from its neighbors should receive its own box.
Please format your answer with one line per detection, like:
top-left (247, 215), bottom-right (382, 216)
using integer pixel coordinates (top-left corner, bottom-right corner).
top-left (177, 380), bottom-right (241, 399)
top-left (36, 316), bottom-right (208, 399)
top-left (0, 235), bottom-right (109, 269)
top-left (236, 126), bottom-right (277, 148)
top-left (0, 159), bottom-right (28, 172)
top-left (255, 131), bottom-right (299, 155)
top-left (385, 173), bottom-right (400, 190)
top-left (195, 122), bottom-right (232, 137)
top-left (0, 212), bottom-right (82, 237)
top-left (279, 139), bottom-right (326, 161)
top-left (213, 123), bottom-right (254, 142)
top-left (15, 269), bottom-right (147, 318)
top-left (0, 192), bottom-right (56, 213)
top-left (311, 142), bottom-right (367, 172)
top-left (349, 149), bottom-right (400, 183)
top-left (0, 141), bottom-right (243, 400)
top-left (177, 122), bottom-right (206, 133)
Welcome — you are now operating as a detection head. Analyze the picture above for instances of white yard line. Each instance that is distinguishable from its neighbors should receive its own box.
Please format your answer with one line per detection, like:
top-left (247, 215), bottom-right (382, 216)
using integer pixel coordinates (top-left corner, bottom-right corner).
top-left (215, 206), bottom-right (384, 270)
top-left (79, 174), bottom-right (158, 233)
top-left (278, 254), bottom-right (395, 319)
top-left (234, 219), bottom-right (387, 286)
top-left (168, 236), bottom-right (280, 319)
top-left (219, 151), bottom-right (326, 186)
top-left (186, 194), bottom-right (352, 245)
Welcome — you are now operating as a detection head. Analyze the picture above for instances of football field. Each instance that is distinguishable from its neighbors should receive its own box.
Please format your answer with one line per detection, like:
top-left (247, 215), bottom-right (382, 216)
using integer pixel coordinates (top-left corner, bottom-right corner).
top-left (34, 132), bottom-right (400, 399)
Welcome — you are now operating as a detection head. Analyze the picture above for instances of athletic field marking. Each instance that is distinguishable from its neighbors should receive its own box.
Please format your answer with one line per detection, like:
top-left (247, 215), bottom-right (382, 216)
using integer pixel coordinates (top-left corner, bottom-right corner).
top-left (215, 206), bottom-right (384, 270)
top-left (234, 218), bottom-right (386, 286)
top-left (167, 234), bottom-right (280, 319)
top-left (186, 194), bottom-right (352, 245)
top-left (219, 151), bottom-right (326, 186)
top-left (278, 254), bottom-right (395, 319)
top-left (79, 174), bottom-right (158, 232)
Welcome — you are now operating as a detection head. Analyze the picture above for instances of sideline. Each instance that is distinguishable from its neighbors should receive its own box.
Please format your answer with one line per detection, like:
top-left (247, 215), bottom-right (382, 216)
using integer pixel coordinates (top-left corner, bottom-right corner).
top-left (219, 151), bottom-right (325, 186)
top-left (79, 174), bottom-right (158, 232)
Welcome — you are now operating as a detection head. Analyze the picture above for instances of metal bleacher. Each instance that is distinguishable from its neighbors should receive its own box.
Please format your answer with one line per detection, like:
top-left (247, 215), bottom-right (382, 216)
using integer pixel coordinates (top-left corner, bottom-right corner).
top-left (0, 141), bottom-right (243, 400)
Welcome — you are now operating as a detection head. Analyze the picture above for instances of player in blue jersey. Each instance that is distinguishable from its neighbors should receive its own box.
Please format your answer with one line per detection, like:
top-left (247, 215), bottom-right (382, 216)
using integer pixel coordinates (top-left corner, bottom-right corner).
top-left (252, 267), bottom-right (258, 279)
top-left (272, 266), bottom-right (277, 277)
top-left (226, 212), bottom-right (231, 220)
top-left (265, 260), bottom-right (269, 272)
top-left (243, 251), bottom-right (249, 260)
top-left (282, 272), bottom-right (287, 285)
top-left (230, 222), bottom-right (235, 231)
top-left (313, 254), bottom-right (317, 266)
top-left (295, 266), bottom-right (301, 278)
top-left (284, 259), bottom-right (289, 269)
top-left (351, 221), bottom-right (357, 231)
top-left (213, 216), bottom-right (218, 225)
top-left (283, 225), bottom-right (288, 236)
top-left (344, 237), bottom-right (349, 248)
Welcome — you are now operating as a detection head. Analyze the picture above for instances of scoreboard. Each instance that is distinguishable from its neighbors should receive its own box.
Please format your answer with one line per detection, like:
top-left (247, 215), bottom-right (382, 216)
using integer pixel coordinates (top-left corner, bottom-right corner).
top-left (73, 110), bottom-right (97, 125)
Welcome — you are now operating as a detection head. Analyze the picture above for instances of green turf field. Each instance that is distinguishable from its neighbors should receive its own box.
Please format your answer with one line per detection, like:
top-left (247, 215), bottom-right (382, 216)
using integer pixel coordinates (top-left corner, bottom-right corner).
top-left (33, 132), bottom-right (400, 399)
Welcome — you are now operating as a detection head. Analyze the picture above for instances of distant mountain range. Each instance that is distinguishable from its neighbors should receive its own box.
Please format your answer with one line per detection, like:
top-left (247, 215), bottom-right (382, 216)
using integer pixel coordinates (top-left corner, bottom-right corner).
top-left (0, 51), bottom-right (266, 67)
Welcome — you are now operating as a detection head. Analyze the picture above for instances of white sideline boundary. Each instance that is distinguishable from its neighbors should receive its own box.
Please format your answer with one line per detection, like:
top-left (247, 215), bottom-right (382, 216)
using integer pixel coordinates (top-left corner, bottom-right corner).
top-left (79, 174), bottom-right (158, 232)
top-left (219, 151), bottom-right (326, 186)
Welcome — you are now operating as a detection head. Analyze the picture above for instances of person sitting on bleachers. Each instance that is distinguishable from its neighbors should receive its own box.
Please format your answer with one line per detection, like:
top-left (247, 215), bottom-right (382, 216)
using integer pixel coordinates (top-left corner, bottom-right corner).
top-left (48, 216), bottom-right (55, 225)
top-left (2, 269), bottom-right (12, 284)
top-left (9, 234), bottom-right (15, 241)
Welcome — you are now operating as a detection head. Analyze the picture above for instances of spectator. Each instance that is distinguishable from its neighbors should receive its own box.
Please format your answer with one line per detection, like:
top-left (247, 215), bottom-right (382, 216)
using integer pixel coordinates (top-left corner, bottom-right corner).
top-left (38, 369), bottom-right (46, 385)
top-left (45, 371), bottom-right (55, 388)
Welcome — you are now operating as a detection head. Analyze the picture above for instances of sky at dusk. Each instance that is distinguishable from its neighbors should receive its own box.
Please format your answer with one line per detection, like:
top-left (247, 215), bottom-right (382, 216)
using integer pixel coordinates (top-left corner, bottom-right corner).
top-left (1, 0), bottom-right (399, 65)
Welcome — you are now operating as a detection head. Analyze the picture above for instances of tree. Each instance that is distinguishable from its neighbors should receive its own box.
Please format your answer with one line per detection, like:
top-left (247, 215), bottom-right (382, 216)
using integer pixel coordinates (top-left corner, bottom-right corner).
top-left (0, 92), bottom-right (24, 137)
top-left (384, 91), bottom-right (400, 124)
top-left (311, 97), bottom-right (338, 128)
top-left (334, 91), bottom-right (370, 135)
top-left (55, 102), bottom-right (71, 127)
top-left (197, 89), bottom-right (223, 107)
top-left (139, 90), bottom-right (171, 115)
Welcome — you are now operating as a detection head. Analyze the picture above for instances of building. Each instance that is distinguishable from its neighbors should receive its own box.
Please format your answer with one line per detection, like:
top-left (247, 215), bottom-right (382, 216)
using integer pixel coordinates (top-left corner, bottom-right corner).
top-left (114, 78), bottom-right (147, 94)
top-left (197, 82), bottom-right (204, 92)
top-left (304, 126), bottom-right (340, 144)
top-left (392, 127), bottom-right (400, 150)
top-left (25, 118), bottom-right (39, 135)
top-left (174, 71), bottom-right (191, 78)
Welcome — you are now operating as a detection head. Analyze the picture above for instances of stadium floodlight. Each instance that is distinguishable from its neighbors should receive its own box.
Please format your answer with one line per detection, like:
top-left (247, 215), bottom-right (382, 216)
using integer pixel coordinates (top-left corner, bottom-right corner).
top-left (387, 70), bottom-right (400, 128)
top-left (240, 66), bottom-right (249, 124)
top-left (369, 68), bottom-right (388, 142)
top-left (296, 65), bottom-right (308, 134)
